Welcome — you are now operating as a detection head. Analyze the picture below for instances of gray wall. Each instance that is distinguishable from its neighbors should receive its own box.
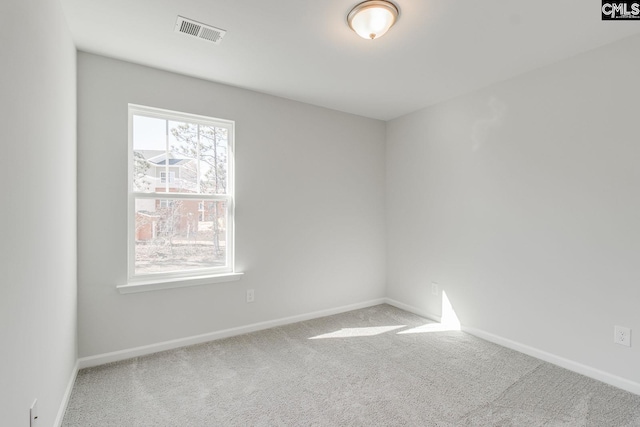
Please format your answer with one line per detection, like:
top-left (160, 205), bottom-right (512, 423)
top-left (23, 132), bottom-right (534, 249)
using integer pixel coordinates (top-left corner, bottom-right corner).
top-left (0, 0), bottom-right (77, 425)
top-left (77, 53), bottom-right (387, 357)
top-left (386, 34), bottom-right (640, 384)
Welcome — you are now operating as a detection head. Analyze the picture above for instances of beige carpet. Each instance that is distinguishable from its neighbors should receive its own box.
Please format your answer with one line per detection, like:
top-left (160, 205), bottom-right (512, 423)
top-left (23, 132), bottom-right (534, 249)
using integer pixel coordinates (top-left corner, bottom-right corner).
top-left (62, 304), bottom-right (640, 426)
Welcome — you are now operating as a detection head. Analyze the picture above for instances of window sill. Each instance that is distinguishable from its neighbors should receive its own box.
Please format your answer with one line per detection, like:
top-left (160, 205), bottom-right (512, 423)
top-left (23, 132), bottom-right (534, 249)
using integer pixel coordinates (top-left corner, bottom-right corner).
top-left (117, 272), bottom-right (244, 294)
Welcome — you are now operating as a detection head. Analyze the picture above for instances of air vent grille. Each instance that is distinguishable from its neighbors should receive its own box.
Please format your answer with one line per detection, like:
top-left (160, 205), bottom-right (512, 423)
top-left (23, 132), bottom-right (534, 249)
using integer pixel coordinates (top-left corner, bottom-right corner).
top-left (179, 20), bottom-right (200, 37)
top-left (175, 16), bottom-right (226, 45)
top-left (199, 26), bottom-right (223, 43)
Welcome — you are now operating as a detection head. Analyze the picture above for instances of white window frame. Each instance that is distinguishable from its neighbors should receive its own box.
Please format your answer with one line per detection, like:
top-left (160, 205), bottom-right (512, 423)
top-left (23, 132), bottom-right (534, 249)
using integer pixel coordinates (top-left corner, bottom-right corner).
top-left (123, 104), bottom-right (240, 292)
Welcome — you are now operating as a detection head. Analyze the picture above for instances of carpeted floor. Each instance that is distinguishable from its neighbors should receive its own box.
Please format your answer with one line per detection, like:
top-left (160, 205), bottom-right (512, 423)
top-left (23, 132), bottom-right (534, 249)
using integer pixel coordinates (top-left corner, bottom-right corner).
top-left (62, 304), bottom-right (640, 426)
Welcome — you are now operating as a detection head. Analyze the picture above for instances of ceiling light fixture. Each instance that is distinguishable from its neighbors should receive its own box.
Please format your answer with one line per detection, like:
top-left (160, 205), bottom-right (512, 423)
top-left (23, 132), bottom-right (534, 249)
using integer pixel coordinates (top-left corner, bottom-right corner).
top-left (347, 0), bottom-right (399, 40)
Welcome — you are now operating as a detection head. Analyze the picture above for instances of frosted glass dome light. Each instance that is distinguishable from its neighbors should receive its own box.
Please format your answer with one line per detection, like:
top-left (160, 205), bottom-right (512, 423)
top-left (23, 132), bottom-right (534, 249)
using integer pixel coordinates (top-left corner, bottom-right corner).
top-left (347, 1), bottom-right (399, 40)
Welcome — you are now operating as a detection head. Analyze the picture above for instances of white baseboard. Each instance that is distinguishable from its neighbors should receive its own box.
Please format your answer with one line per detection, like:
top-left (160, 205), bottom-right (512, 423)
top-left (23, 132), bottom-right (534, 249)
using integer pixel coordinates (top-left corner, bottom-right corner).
top-left (462, 325), bottom-right (640, 396)
top-left (55, 359), bottom-right (79, 427)
top-left (383, 297), bottom-right (441, 323)
top-left (78, 298), bottom-right (386, 369)
top-left (386, 297), bottom-right (640, 396)
top-left (75, 296), bottom-right (640, 397)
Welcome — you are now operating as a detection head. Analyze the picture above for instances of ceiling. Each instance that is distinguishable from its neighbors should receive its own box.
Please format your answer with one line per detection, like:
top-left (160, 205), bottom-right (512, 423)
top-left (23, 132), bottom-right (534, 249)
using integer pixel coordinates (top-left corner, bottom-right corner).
top-left (61, 0), bottom-right (640, 121)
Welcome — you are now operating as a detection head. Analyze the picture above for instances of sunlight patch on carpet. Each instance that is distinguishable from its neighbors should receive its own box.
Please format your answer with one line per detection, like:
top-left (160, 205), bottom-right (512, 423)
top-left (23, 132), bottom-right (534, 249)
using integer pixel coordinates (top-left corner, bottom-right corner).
top-left (397, 322), bottom-right (457, 334)
top-left (309, 325), bottom-right (405, 339)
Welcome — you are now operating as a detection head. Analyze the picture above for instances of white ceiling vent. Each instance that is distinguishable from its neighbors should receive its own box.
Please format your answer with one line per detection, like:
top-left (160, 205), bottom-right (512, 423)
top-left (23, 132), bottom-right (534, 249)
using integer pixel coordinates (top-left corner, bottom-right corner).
top-left (175, 16), bottom-right (226, 45)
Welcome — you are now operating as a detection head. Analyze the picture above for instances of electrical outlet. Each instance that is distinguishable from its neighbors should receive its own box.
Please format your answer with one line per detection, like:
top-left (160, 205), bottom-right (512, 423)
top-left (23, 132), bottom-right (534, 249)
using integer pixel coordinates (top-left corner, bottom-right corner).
top-left (246, 289), bottom-right (255, 303)
top-left (614, 325), bottom-right (631, 347)
top-left (30, 399), bottom-right (38, 427)
top-left (431, 282), bottom-right (439, 296)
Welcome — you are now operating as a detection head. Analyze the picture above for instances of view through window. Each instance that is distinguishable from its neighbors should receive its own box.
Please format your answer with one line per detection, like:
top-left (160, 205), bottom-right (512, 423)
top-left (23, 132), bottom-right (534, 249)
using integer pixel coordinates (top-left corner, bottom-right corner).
top-left (129, 105), bottom-right (235, 279)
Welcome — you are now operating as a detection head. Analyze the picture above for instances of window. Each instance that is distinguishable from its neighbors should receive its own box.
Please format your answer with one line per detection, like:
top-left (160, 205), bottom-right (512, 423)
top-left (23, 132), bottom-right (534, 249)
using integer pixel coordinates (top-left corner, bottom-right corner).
top-left (198, 201), bottom-right (205, 222)
top-left (160, 171), bottom-right (175, 184)
top-left (129, 104), bottom-right (235, 281)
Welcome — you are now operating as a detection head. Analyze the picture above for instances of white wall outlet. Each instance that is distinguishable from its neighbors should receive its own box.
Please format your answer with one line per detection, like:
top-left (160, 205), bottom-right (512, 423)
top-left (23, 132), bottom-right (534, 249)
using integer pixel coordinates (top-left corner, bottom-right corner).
top-left (246, 289), bottom-right (255, 303)
top-left (30, 399), bottom-right (38, 427)
top-left (614, 325), bottom-right (631, 347)
top-left (431, 282), bottom-right (439, 296)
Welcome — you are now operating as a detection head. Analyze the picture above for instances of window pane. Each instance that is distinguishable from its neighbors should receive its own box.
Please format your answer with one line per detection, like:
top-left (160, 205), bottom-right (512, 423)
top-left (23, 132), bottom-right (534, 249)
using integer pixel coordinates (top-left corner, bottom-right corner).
top-left (134, 198), bottom-right (228, 275)
top-left (168, 122), bottom-right (229, 195)
top-left (198, 125), bottom-right (229, 195)
top-left (133, 116), bottom-right (229, 196)
top-left (132, 115), bottom-right (167, 193)
top-left (167, 121), bottom-right (198, 193)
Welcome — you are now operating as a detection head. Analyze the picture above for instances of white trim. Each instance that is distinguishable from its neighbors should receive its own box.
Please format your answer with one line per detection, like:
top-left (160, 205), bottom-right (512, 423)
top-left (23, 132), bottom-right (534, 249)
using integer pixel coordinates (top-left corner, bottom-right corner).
top-left (135, 192), bottom-right (230, 201)
top-left (128, 103), bottom-right (236, 283)
top-left (118, 272), bottom-right (244, 294)
top-left (383, 297), bottom-right (441, 323)
top-left (54, 360), bottom-right (79, 427)
top-left (384, 297), bottom-right (640, 396)
top-left (462, 325), bottom-right (640, 396)
top-left (128, 103), bottom-right (235, 128)
top-left (78, 298), bottom-right (386, 368)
